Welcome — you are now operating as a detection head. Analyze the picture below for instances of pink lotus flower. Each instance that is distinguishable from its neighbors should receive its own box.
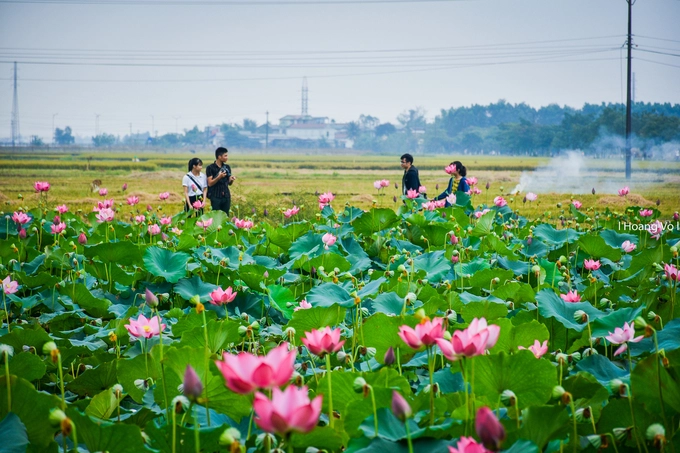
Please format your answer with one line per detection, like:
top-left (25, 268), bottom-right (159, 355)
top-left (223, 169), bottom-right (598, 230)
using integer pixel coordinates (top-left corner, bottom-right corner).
top-left (451, 255), bottom-right (459, 264)
top-left (436, 318), bottom-right (499, 360)
top-left (422, 201), bottom-right (438, 211)
top-left (572, 200), bottom-right (582, 209)
top-left (467, 176), bottom-right (478, 186)
top-left (446, 193), bottom-right (457, 205)
top-left (560, 290), bottom-right (581, 303)
top-left (159, 192), bottom-right (170, 200)
top-left (93, 199), bottom-right (114, 212)
top-left (301, 327), bottom-right (345, 357)
top-left (253, 385), bottom-right (322, 435)
top-left (53, 215), bottom-right (61, 224)
top-left (18, 228), bottom-right (26, 239)
top-left (470, 187), bottom-right (482, 195)
top-left (322, 232), bottom-right (337, 249)
top-left (418, 185), bottom-right (427, 194)
top-left (134, 214), bottom-right (146, 224)
top-left (232, 217), bottom-right (254, 230)
top-left (196, 218), bottom-right (213, 231)
top-left (126, 196), bottom-right (139, 206)
top-left (449, 437), bottom-right (489, 453)
top-left (284, 206), bottom-right (300, 218)
top-left (618, 186), bottom-right (630, 197)
top-left (445, 164), bottom-right (457, 175)
top-left (182, 364), bottom-right (203, 400)
top-left (605, 322), bottom-right (644, 356)
top-left (373, 180), bottom-right (383, 190)
top-left (665, 263), bottom-right (679, 281)
top-left (125, 314), bottom-right (166, 339)
top-left (55, 205), bottom-right (68, 214)
top-left (649, 220), bottom-right (664, 240)
top-left (674, 212), bottom-right (679, 221)
top-left (450, 232), bottom-right (459, 245)
top-left (209, 286), bottom-right (238, 305)
top-left (192, 200), bottom-right (205, 210)
top-left (476, 407), bottom-right (505, 451)
top-left (525, 192), bottom-right (537, 202)
top-left (12, 212), bottom-right (30, 225)
top-left (584, 259), bottom-right (601, 271)
top-left (639, 209), bottom-right (653, 217)
top-left (216, 343), bottom-right (296, 394)
top-left (98, 188), bottom-right (108, 196)
top-left (318, 192), bottom-right (335, 204)
top-left (380, 179), bottom-right (390, 188)
top-left (294, 299), bottom-right (312, 311)
top-left (518, 339), bottom-right (548, 359)
top-left (171, 227), bottom-right (183, 235)
top-left (50, 222), bottom-right (66, 235)
top-left (621, 240), bottom-right (636, 253)
top-left (95, 208), bottom-right (115, 223)
top-left (398, 317), bottom-right (445, 350)
top-left (122, 183), bottom-right (128, 192)
top-left (159, 216), bottom-right (172, 225)
top-left (2, 276), bottom-right (19, 295)
top-left (406, 189), bottom-right (419, 199)
top-left (147, 224), bottom-right (161, 236)
top-left (78, 232), bottom-right (87, 245)
top-left (493, 196), bottom-right (507, 207)
top-left (474, 208), bottom-right (491, 219)
top-left (33, 181), bottom-right (50, 192)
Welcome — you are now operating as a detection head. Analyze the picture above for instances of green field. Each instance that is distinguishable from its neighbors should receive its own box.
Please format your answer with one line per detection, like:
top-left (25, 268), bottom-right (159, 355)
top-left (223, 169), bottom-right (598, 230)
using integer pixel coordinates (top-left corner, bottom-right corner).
top-left (1, 149), bottom-right (679, 220)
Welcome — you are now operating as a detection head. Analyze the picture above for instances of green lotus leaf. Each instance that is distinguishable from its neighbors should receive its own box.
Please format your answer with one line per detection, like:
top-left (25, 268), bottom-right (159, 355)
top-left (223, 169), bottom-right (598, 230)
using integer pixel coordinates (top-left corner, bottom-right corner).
top-left (577, 235), bottom-right (621, 262)
top-left (0, 412), bottom-right (29, 453)
top-left (517, 405), bottom-right (569, 450)
top-left (599, 229), bottom-right (638, 249)
top-left (174, 275), bottom-right (219, 302)
top-left (84, 241), bottom-right (143, 265)
top-left (306, 282), bottom-right (355, 308)
top-left (285, 305), bottom-right (347, 341)
top-left (143, 247), bottom-right (190, 283)
top-left (58, 283), bottom-right (112, 318)
top-left (85, 387), bottom-right (124, 420)
top-left (413, 250), bottom-right (451, 283)
top-left (470, 210), bottom-right (495, 237)
top-left (536, 289), bottom-right (604, 332)
top-left (67, 360), bottom-right (118, 397)
top-left (472, 350), bottom-right (557, 409)
top-left (532, 224), bottom-right (582, 249)
top-left (288, 231), bottom-right (324, 261)
top-left (8, 351), bottom-right (46, 382)
top-left (352, 208), bottom-right (400, 236)
top-left (66, 408), bottom-right (148, 453)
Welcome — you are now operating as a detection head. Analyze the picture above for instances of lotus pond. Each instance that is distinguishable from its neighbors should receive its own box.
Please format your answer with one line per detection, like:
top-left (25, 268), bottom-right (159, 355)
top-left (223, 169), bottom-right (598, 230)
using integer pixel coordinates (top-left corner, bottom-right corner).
top-left (0, 182), bottom-right (679, 453)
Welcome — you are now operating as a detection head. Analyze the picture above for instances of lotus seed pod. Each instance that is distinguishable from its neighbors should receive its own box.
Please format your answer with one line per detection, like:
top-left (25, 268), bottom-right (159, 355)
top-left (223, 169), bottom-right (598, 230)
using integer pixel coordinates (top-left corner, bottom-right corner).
top-left (570, 352), bottom-right (581, 362)
top-left (361, 307), bottom-right (370, 317)
top-left (633, 316), bottom-right (647, 329)
top-left (414, 308), bottom-right (426, 320)
top-left (337, 350), bottom-right (348, 364)
top-left (237, 325), bottom-right (248, 337)
top-left (250, 321), bottom-right (260, 331)
top-left (555, 352), bottom-right (568, 365)
top-left (582, 348), bottom-right (598, 357)
top-left (552, 385), bottom-right (566, 400)
top-left (284, 327), bottom-right (296, 339)
top-left (612, 427), bottom-right (630, 442)
top-left (670, 246), bottom-right (678, 253)
top-left (531, 265), bottom-right (540, 274)
top-left (367, 269), bottom-right (374, 275)
top-left (574, 407), bottom-right (591, 422)
top-left (446, 310), bottom-right (457, 324)
top-left (574, 310), bottom-right (588, 323)
top-left (404, 292), bottom-right (417, 304)
top-left (585, 434), bottom-right (601, 449)
top-left (353, 377), bottom-right (368, 393)
top-left (48, 408), bottom-right (67, 427)
top-left (219, 427), bottom-right (241, 446)
top-left (365, 347), bottom-right (377, 359)
top-left (42, 341), bottom-right (58, 354)
top-left (256, 433), bottom-right (278, 450)
top-left (645, 423), bottom-right (665, 444)
top-left (501, 389), bottom-right (517, 406)
top-left (559, 255), bottom-right (568, 264)
top-left (134, 379), bottom-right (149, 391)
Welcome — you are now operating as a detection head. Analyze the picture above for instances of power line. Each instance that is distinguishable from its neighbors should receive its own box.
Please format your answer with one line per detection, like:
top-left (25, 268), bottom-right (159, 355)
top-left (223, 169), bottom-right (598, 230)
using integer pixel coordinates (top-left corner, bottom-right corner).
top-left (0, 0), bottom-right (472, 5)
top-left (635, 57), bottom-right (680, 69)
top-left (635, 34), bottom-right (680, 44)
top-left (634, 48), bottom-right (680, 58)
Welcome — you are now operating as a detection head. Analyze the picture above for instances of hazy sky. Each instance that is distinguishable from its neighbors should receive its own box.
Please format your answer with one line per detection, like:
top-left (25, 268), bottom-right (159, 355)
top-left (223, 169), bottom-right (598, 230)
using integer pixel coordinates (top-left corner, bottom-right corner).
top-left (1, 0), bottom-right (679, 140)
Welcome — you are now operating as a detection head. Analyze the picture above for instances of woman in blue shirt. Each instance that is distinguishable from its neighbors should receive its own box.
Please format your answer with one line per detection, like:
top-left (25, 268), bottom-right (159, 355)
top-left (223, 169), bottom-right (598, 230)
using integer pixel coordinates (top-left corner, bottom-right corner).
top-left (434, 160), bottom-right (469, 206)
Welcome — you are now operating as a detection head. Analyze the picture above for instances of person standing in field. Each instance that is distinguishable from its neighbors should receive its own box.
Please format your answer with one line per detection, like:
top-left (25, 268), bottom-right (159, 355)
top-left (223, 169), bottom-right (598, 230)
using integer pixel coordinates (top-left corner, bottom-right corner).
top-left (183, 157), bottom-right (208, 216)
top-left (434, 160), bottom-right (469, 206)
top-left (400, 153), bottom-right (423, 196)
top-left (206, 147), bottom-right (236, 215)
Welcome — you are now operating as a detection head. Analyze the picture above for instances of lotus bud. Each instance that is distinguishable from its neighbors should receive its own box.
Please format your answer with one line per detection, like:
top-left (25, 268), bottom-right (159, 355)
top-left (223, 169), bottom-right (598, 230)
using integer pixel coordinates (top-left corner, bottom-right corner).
top-left (501, 389), bottom-right (517, 406)
top-left (183, 365), bottom-right (203, 401)
top-left (476, 406), bottom-right (506, 451)
top-left (144, 288), bottom-right (159, 308)
top-left (572, 310), bottom-right (588, 324)
top-left (646, 423), bottom-right (666, 448)
top-left (391, 391), bottom-right (412, 422)
top-left (384, 347), bottom-right (395, 366)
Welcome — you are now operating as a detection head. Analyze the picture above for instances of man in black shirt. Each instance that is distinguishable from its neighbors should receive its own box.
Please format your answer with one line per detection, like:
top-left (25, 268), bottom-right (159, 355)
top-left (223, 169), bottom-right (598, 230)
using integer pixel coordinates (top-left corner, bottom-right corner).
top-left (206, 147), bottom-right (236, 215)
top-left (400, 153), bottom-right (423, 197)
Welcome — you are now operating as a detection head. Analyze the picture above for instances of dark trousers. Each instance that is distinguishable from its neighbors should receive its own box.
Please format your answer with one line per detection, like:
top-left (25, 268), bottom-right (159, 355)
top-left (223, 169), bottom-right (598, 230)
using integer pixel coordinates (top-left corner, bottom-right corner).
top-left (209, 195), bottom-right (231, 215)
top-left (184, 195), bottom-right (204, 217)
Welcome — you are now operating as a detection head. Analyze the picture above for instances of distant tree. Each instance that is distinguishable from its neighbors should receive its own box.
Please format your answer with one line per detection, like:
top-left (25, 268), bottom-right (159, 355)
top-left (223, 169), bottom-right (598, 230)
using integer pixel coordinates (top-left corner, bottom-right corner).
top-left (54, 127), bottom-right (75, 145)
top-left (375, 123), bottom-right (397, 137)
top-left (346, 121), bottom-right (361, 140)
top-left (397, 107), bottom-right (427, 132)
top-left (243, 118), bottom-right (258, 132)
top-left (183, 126), bottom-right (206, 145)
top-left (358, 114), bottom-right (380, 130)
top-left (460, 131), bottom-right (484, 152)
top-left (30, 135), bottom-right (44, 147)
top-left (92, 133), bottom-right (116, 147)
top-left (157, 133), bottom-right (182, 147)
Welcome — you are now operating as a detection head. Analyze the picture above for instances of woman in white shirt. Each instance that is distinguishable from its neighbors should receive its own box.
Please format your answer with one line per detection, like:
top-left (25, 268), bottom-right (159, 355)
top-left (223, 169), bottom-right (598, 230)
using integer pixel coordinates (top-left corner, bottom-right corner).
top-left (182, 157), bottom-right (208, 216)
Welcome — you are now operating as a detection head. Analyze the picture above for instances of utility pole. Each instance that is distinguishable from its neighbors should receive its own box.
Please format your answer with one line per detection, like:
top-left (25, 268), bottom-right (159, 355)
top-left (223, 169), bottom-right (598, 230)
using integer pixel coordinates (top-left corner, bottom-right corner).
top-left (11, 62), bottom-right (20, 148)
top-left (150, 115), bottom-right (155, 137)
top-left (265, 111), bottom-right (269, 148)
top-left (173, 116), bottom-right (181, 134)
top-left (301, 77), bottom-right (308, 117)
top-left (95, 114), bottom-right (100, 136)
top-left (52, 113), bottom-right (58, 145)
top-left (624, 0), bottom-right (635, 180)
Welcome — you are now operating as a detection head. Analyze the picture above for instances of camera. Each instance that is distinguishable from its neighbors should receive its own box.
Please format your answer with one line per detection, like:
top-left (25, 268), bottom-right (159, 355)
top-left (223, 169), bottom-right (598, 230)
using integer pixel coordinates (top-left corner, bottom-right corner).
top-left (220, 166), bottom-right (230, 176)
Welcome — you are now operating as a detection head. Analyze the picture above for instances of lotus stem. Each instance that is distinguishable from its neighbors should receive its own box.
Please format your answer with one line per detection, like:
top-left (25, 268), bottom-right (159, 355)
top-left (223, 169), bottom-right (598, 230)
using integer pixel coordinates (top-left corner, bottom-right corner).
top-left (3, 349), bottom-right (10, 412)
top-left (201, 309), bottom-right (211, 426)
top-left (404, 419), bottom-right (414, 453)
top-left (71, 420), bottom-right (79, 453)
top-left (57, 352), bottom-right (66, 408)
top-left (567, 396), bottom-right (578, 453)
top-left (369, 385), bottom-right (379, 437)
top-left (427, 346), bottom-right (435, 426)
top-left (325, 353), bottom-right (334, 428)
top-left (172, 407), bottom-right (177, 453)
top-left (194, 407), bottom-right (200, 453)
top-left (626, 351), bottom-right (646, 453)
top-left (155, 308), bottom-right (171, 424)
top-left (2, 293), bottom-right (9, 333)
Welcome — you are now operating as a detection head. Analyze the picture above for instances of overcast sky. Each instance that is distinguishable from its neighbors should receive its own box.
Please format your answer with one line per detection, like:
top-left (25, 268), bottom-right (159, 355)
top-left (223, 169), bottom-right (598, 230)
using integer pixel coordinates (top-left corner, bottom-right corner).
top-left (1, 0), bottom-right (679, 140)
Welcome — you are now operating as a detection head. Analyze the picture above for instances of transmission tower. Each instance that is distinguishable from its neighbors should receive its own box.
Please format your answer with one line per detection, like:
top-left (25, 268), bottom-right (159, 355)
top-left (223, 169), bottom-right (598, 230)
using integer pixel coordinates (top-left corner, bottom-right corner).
top-left (11, 62), bottom-right (20, 147)
top-left (301, 77), bottom-right (308, 116)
